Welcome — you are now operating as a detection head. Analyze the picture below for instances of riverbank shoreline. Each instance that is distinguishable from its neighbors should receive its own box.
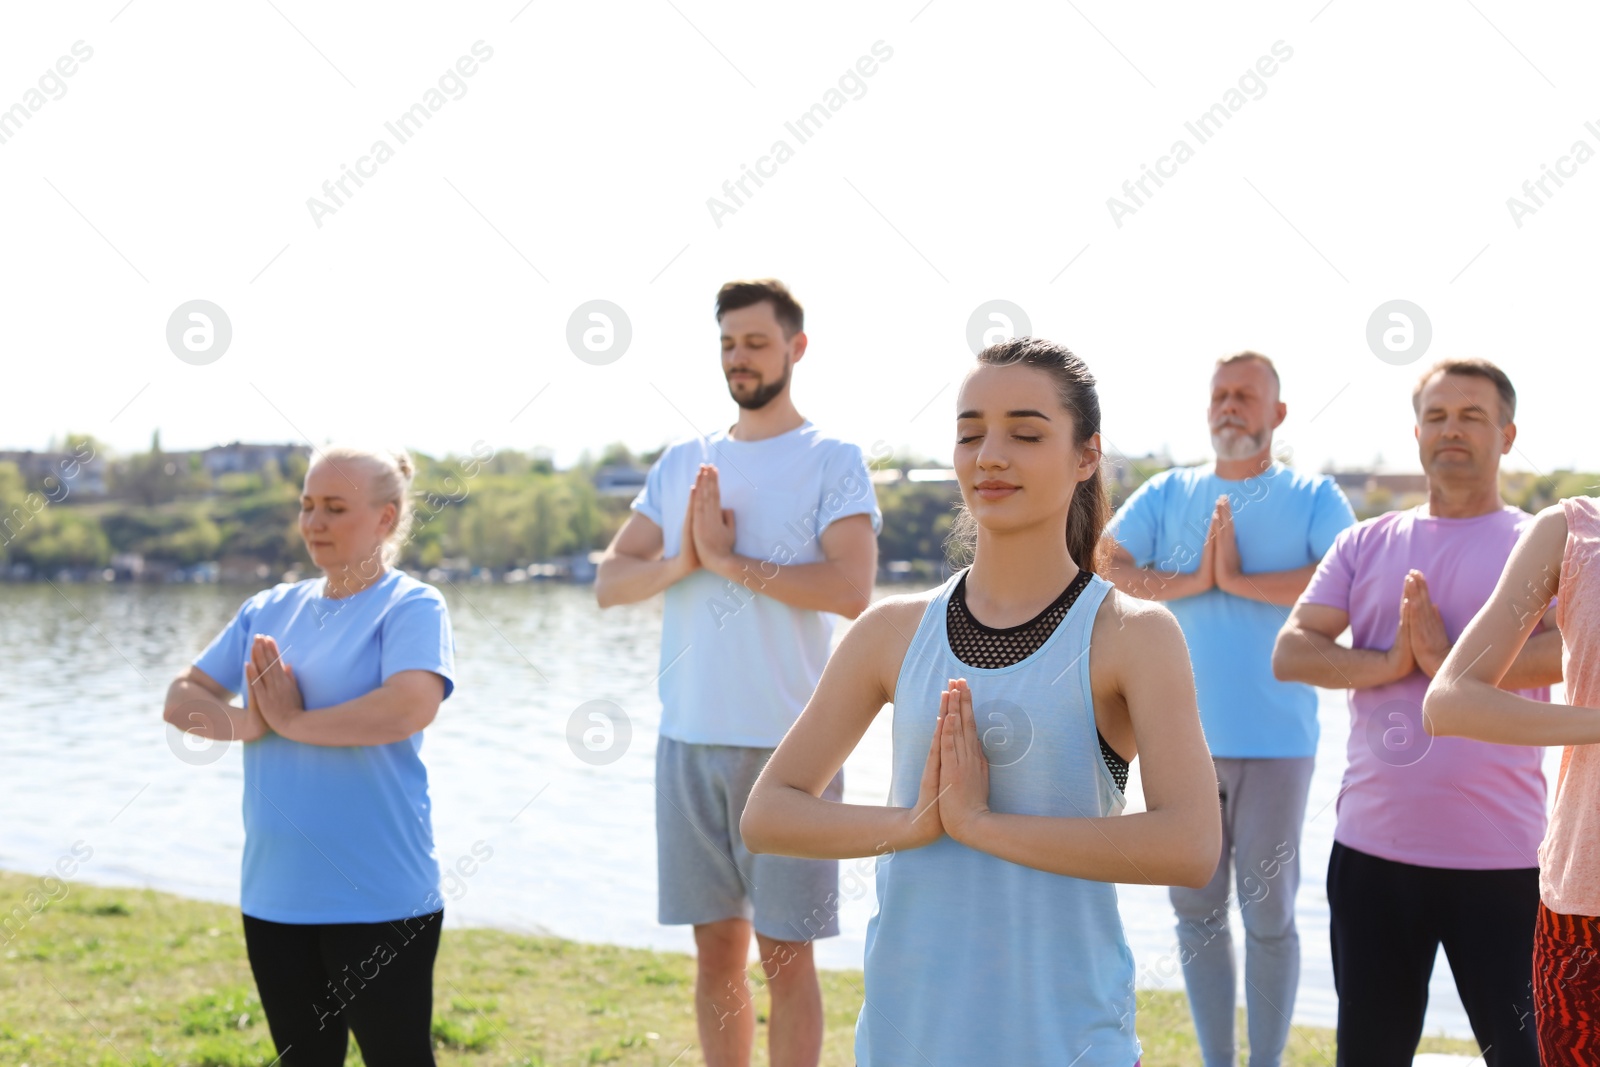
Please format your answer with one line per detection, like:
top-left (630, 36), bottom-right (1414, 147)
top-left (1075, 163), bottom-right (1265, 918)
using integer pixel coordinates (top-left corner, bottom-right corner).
top-left (0, 871), bottom-right (1485, 1065)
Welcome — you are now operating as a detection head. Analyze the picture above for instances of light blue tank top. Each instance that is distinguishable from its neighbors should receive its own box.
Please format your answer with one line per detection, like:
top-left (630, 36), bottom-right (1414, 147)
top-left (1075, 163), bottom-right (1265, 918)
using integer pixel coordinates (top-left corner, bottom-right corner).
top-left (855, 569), bottom-right (1141, 1066)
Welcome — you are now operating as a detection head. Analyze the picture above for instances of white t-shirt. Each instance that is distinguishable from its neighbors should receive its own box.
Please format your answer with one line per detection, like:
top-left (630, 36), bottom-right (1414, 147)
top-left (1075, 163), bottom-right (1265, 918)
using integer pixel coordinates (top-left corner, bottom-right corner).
top-left (631, 421), bottom-right (883, 747)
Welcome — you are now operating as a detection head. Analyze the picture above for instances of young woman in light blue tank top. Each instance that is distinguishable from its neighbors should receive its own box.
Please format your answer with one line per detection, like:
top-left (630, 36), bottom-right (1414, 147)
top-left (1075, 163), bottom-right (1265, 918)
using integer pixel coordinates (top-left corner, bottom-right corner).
top-left (742, 338), bottom-right (1222, 1066)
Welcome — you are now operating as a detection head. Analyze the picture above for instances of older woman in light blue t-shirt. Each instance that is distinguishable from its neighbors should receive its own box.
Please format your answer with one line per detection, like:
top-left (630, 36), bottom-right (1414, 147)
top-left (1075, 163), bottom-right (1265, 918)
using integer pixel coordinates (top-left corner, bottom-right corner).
top-left (162, 445), bottom-right (455, 1067)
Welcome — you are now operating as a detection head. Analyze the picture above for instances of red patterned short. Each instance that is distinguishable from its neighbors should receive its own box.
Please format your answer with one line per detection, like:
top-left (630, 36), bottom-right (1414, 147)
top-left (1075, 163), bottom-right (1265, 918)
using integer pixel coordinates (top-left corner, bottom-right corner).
top-left (1534, 900), bottom-right (1600, 1062)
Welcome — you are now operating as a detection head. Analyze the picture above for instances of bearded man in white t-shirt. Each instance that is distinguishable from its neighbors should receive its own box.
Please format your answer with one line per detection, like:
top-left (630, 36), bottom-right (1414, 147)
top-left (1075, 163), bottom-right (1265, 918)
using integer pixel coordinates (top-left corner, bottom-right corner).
top-left (596, 278), bottom-right (881, 1067)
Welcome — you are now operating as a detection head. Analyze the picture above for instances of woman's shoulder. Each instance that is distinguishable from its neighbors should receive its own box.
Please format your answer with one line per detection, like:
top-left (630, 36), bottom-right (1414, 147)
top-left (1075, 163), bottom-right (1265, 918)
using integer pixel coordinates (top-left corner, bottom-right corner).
top-left (1089, 581), bottom-right (1186, 656)
top-left (842, 586), bottom-right (945, 703)
top-left (241, 577), bottom-right (315, 612)
top-left (857, 585), bottom-right (940, 633)
top-left (385, 569), bottom-right (450, 609)
top-left (1556, 494), bottom-right (1600, 531)
top-left (840, 585), bottom-right (944, 661)
top-left (1514, 501), bottom-right (1577, 564)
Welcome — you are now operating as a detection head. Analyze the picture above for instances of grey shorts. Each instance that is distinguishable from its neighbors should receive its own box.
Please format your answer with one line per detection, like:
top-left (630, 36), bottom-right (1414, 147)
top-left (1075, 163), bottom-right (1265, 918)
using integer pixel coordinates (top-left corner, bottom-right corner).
top-left (655, 734), bottom-right (844, 942)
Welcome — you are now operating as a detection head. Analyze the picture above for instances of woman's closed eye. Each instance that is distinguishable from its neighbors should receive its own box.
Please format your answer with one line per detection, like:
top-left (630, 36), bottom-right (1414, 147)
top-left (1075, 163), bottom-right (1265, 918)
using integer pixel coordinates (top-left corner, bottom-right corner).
top-left (957, 433), bottom-right (1042, 444)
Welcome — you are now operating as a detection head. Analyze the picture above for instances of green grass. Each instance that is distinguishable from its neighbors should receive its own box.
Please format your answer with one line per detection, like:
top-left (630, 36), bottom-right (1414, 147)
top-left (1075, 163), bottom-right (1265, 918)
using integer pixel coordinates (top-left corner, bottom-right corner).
top-left (0, 871), bottom-right (1482, 1065)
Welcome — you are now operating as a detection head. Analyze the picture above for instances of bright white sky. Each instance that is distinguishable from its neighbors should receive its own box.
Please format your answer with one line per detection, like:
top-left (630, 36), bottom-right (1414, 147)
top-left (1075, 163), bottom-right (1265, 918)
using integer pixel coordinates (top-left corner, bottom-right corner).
top-left (2, 1), bottom-right (1594, 478)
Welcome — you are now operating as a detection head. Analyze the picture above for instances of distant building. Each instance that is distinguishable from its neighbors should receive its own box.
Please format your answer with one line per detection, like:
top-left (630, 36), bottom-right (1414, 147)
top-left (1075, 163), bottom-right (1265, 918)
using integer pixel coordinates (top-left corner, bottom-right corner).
top-left (218, 554), bottom-right (273, 584)
top-left (1329, 471), bottom-right (1370, 511)
top-left (594, 464), bottom-right (648, 497)
top-left (870, 468), bottom-right (955, 486)
top-left (1327, 470), bottom-right (1430, 514)
top-left (198, 442), bottom-right (309, 477)
top-left (0, 448), bottom-right (109, 497)
top-left (1105, 450), bottom-right (1175, 498)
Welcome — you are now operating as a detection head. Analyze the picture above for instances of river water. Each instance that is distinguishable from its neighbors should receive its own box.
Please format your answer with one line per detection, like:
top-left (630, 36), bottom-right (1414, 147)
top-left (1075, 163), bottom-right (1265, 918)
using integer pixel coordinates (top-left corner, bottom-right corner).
top-left (0, 579), bottom-right (1561, 1042)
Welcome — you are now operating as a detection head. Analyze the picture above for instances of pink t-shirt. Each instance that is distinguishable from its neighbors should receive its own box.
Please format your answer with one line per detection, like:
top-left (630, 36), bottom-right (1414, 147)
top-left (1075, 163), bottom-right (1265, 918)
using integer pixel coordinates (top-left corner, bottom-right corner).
top-left (1539, 495), bottom-right (1600, 915)
top-left (1302, 504), bottom-right (1552, 870)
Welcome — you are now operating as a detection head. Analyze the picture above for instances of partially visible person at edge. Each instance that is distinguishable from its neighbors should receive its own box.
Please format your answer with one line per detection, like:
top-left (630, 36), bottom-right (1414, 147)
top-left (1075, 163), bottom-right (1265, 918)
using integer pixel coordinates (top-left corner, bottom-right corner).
top-left (163, 445), bottom-right (457, 1067)
top-left (1275, 358), bottom-right (1561, 1067)
top-left (595, 278), bottom-right (881, 1067)
top-left (1425, 490), bottom-right (1596, 1061)
top-left (742, 336), bottom-right (1221, 1066)
top-left (1100, 351), bottom-right (1356, 1067)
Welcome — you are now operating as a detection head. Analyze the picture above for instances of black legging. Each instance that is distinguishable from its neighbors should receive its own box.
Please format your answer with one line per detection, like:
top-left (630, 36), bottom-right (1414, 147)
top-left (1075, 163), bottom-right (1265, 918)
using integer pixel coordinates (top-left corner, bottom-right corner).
top-left (242, 907), bottom-right (443, 1067)
top-left (1327, 840), bottom-right (1539, 1066)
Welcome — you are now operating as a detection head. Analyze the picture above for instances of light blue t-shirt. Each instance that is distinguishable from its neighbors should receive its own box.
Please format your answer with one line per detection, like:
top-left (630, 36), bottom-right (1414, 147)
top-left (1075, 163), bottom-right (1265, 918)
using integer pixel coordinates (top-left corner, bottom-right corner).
top-left (631, 421), bottom-right (882, 747)
top-left (1105, 461), bottom-right (1355, 758)
top-left (192, 567), bottom-right (456, 924)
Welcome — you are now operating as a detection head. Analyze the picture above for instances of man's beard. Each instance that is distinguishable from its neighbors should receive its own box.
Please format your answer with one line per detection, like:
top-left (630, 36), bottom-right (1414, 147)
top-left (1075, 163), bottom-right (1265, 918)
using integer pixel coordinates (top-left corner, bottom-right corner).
top-left (1211, 422), bottom-right (1267, 460)
top-left (728, 356), bottom-right (791, 410)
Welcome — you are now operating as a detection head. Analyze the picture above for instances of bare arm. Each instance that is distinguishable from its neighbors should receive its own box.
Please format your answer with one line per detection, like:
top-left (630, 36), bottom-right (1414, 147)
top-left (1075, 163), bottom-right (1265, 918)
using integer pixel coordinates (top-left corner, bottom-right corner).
top-left (693, 466), bottom-right (876, 618)
top-left (163, 665), bottom-right (267, 743)
top-left (1500, 627), bottom-right (1564, 689)
top-left (1274, 589), bottom-right (1560, 692)
top-left (1426, 504), bottom-right (1593, 744)
top-left (1100, 537), bottom-right (1214, 603)
top-left (741, 596), bottom-right (943, 858)
top-left (1273, 601), bottom-right (1411, 690)
top-left (1218, 562), bottom-right (1320, 607)
top-left (247, 634), bottom-right (445, 747)
top-left (274, 671), bottom-right (446, 747)
top-left (703, 513), bottom-right (877, 619)
top-left (1212, 496), bottom-right (1320, 606)
top-left (937, 597), bottom-right (1222, 888)
top-left (1401, 566), bottom-right (1563, 689)
top-left (594, 510), bottom-right (694, 609)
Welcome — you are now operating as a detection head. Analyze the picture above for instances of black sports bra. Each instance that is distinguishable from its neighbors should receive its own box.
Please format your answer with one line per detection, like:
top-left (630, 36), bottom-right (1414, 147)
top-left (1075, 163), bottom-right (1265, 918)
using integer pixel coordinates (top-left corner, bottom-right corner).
top-left (945, 569), bottom-right (1130, 792)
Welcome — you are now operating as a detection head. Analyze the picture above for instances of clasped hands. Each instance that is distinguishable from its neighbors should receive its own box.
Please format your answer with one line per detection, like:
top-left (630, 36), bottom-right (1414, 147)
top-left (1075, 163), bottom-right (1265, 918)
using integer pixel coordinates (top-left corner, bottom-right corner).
top-left (674, 464), bottom-right (741, 580)
top-left (240, 634), bottom-right (305, 741)
top-left (905, 679), bottom-right (994, 848)
top-left (1384, 568), bottom-right (1452, 679)
top-left (1174, 495), bottom-right (1246, 595)
top-left (1193, 498), bottom-right (1450, 678)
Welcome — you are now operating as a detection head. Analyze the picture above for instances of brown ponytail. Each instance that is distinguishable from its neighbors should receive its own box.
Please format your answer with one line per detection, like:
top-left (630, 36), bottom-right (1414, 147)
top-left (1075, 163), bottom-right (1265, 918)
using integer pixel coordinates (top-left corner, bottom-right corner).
top-left (948, 337), bottom-right (1110, 575)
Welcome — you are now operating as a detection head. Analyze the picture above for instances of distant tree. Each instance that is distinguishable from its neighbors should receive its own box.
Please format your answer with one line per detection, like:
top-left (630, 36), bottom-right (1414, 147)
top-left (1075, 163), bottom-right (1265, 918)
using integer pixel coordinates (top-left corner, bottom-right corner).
top-left (1552, 471), bottom-right (1600, 504)
top-left (0, 462), bottom-right (29, 563)
top-left (154, 512), bottom-right (222, 565)
top-left (11, 510), bottom-right (111, 570)
top-left (876, 481), bottom-right (962, 565)
top-left (63, 432), bottom-right (106, 459)
top-left (118, 451), bottom-right (184, 506)
top-left (283, 450), bottom-right (310, 485)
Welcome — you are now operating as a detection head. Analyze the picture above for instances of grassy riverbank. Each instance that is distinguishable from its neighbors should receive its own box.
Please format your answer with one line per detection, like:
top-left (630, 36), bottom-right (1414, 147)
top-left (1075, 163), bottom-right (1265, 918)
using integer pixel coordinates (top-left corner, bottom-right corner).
top-left (0, 871), bottom-right (1481, 1065)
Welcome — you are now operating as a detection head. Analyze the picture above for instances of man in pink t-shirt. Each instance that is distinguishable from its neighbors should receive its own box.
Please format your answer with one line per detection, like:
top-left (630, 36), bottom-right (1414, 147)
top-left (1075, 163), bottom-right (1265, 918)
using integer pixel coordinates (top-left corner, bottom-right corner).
top-left (1273, 358), bottom-right (1564, 1066)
